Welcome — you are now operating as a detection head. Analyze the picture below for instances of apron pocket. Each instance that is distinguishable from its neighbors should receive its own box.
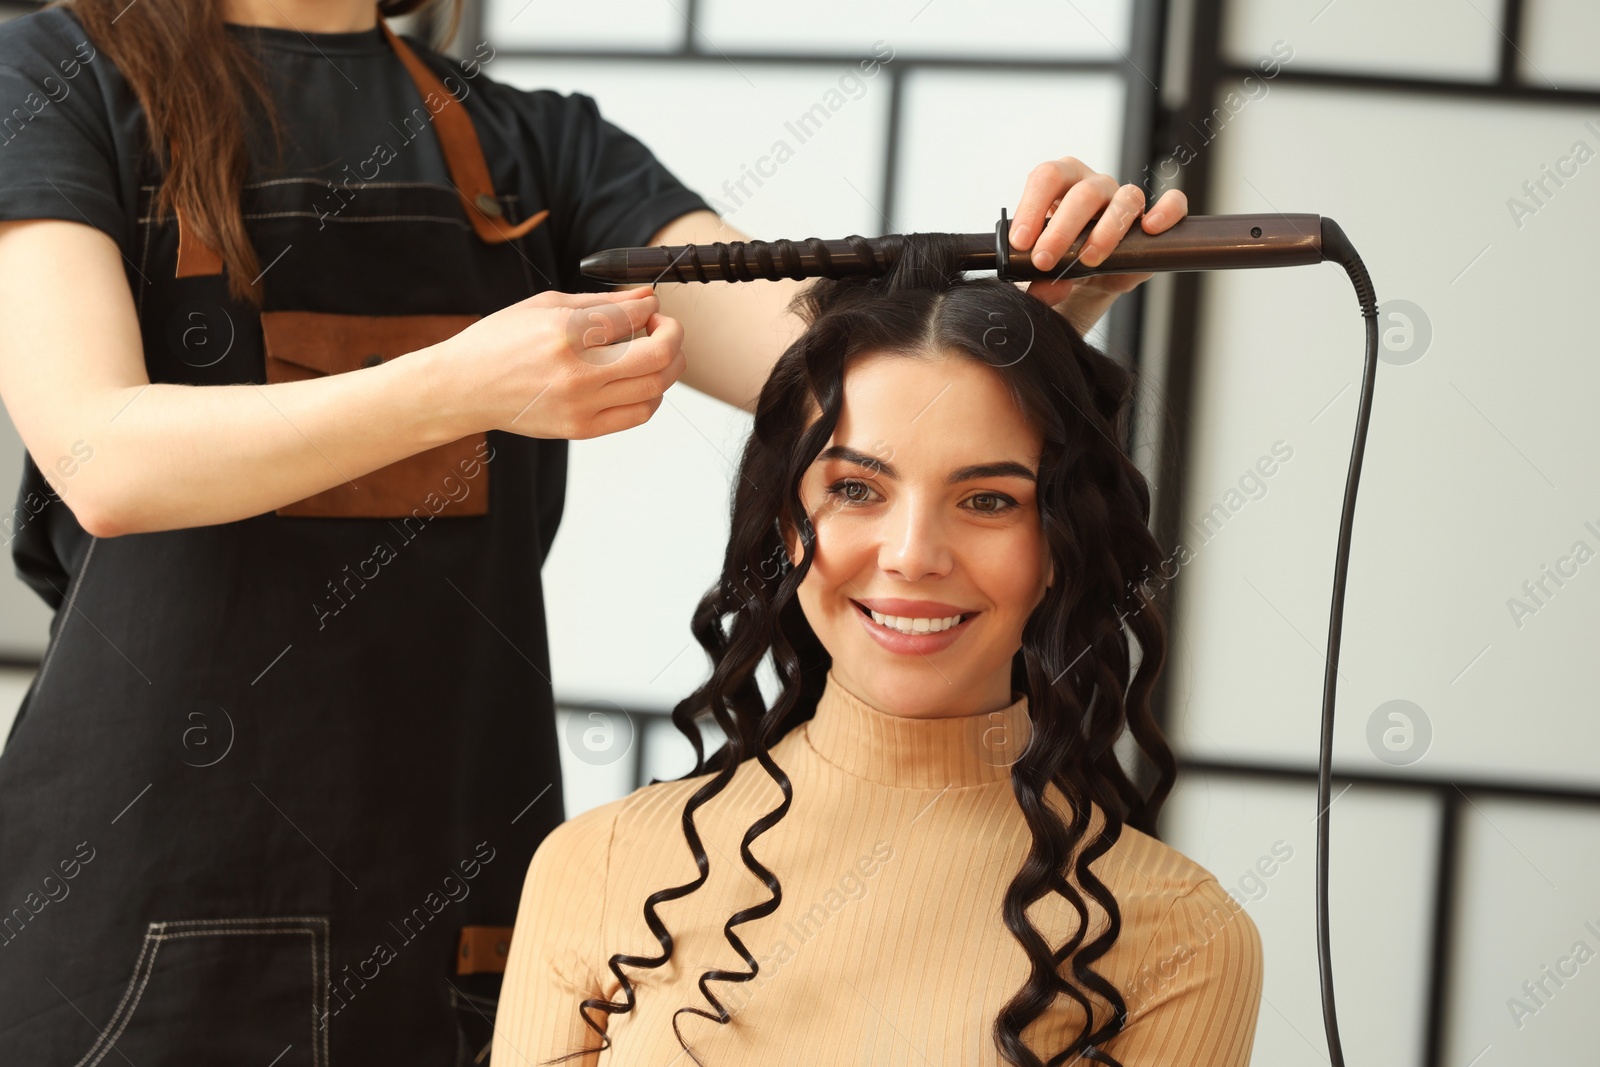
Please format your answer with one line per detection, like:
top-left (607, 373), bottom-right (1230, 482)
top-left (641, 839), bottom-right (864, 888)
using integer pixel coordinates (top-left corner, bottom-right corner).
top-left (261, 310), bottom-right (487, 519)
top-left (73, 916), bottom-right (331, 1067)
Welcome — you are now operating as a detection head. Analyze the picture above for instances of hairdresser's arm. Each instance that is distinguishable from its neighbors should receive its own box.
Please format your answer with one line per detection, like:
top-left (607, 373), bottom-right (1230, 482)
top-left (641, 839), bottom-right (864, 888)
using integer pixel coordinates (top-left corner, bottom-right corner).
top-left (0, 218), bottom-right (680, 537)
top-left (1008, 156), bottom-right (1190, 334)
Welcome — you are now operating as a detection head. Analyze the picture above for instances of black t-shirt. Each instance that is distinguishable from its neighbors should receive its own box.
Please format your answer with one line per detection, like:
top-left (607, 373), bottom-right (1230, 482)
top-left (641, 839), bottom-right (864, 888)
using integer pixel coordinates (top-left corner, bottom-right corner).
top-left (0, 3), bottom-right (711, 605)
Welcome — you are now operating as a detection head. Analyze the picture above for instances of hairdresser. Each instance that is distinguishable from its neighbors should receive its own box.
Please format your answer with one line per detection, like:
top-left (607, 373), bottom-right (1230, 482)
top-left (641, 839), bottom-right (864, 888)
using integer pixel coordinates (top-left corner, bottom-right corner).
top-left (0, 0), bottom-right (1186, 1061)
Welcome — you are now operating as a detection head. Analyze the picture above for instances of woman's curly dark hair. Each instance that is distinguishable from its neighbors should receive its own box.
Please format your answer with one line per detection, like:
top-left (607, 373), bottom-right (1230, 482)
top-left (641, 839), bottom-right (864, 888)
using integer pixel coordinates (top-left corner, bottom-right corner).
top-left (542, 232), bottom-right (1178, 1067)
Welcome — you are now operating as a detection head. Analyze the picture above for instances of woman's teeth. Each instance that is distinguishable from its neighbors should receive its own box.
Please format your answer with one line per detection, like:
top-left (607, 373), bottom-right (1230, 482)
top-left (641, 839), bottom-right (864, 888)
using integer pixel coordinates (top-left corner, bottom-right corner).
top-left (869, 609), bottom-right (964, 634)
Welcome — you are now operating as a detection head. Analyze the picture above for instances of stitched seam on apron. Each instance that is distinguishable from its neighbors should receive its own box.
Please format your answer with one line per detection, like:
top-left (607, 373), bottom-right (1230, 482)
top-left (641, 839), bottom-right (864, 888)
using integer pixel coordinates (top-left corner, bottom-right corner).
top-left (151, 916), bottom-right (328, 929)
top-left (136, 212), bottom-right (480, 228)
top-left (73, 919), bottom-right (328, 1067)
top-left (32, 537), bottom-right (98, 702)
top-left (67, 919), bottom-right (156, 1066)
top-left (73, 926), bottom-right (159, 1067)
top-left (139, 179), bottom-right (520, 199)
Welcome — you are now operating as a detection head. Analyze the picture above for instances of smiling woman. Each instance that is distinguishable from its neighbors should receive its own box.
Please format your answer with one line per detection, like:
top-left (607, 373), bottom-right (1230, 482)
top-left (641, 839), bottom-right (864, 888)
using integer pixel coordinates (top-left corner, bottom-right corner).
top-left (788, 351), bottom-right (1054, 721)
top-left (497, 234), bottom-right (1264, 1067)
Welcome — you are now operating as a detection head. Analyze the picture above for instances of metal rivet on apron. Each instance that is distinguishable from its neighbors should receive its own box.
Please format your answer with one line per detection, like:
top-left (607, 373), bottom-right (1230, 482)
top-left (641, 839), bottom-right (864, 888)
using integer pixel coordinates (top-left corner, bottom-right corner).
top-left (474, 192), bottom-right (503, 218)
top-left (361, 353), bottom-right (384, 368)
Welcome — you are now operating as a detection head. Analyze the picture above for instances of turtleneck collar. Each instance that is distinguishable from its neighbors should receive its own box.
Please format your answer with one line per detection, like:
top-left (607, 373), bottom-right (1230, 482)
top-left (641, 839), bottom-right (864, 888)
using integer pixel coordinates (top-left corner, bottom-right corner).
top-left (802, 670), bottom-right (1032, 789)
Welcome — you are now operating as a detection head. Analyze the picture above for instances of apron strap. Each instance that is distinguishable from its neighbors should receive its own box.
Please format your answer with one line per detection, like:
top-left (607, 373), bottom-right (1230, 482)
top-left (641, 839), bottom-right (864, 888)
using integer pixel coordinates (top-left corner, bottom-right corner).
top-left (173, 16), bottom-right (551, 279)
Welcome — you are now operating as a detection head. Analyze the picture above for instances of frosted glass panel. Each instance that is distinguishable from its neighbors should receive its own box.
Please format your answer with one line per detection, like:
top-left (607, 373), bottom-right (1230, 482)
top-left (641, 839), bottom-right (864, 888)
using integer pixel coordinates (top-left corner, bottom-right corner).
top-left (0, 669), bottom-right (34, 752)
top-left (482, 0), bottom-right (684, 52)
top-left (894, 70), bottom-right (1125, 234)
top-left (556, 705), bottom-right (639, 818)
top-left (1520, 0), bottom-right (1600, 90)
top-left (1169, 82), bottom-right (1600, 787)
top-left (699, 0), bottom-right (1132, 59)
top-left (1223, 0), bottom-right (1504, 81)
top-left (1162, 774), bottom-right (1439, 1067)
top-left (1444, 798), bottom-right (1600, 1065)
top-left (0, 417), bottom-right (52, 657)
top-left (542, 383), bottom-right (752, 713)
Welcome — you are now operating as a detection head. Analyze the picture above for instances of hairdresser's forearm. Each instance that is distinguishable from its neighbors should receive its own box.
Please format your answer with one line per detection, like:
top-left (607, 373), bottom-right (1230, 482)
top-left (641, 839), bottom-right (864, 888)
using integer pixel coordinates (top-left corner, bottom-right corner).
top-left (58, 350), bottom-right (465, 537)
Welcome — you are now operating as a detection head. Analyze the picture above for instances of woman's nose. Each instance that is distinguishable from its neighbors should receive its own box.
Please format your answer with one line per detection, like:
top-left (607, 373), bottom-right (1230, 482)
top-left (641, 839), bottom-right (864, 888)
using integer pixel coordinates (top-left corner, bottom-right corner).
top-left (875, 500), bottom-right (954, 580)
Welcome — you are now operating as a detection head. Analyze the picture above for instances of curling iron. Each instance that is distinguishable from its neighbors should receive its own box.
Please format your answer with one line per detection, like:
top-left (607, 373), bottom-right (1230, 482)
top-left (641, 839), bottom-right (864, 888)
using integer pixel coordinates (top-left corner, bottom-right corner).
top-left (584, 207), bottom-right (1379, 1067)
top-left (579, 207), bottom-right (1329, 283)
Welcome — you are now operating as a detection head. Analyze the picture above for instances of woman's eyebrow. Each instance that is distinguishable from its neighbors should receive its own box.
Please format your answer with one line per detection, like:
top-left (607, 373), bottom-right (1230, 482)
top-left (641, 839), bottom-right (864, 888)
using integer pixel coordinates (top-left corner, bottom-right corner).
top-left (819, 445), bottom-right (895, 476)
top-left (817, 446), bottom-right (1037, 484)
top-left (947, 461), bottom-right (1037, 484)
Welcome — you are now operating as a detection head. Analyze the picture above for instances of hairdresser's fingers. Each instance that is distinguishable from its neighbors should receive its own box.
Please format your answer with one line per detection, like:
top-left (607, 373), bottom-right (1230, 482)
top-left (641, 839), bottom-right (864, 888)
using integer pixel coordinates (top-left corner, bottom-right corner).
top-left (1008, 156), bottom-right (1101, 251)
top-left (580, 395), bottom-right (666, 439)
top-left (586, 311), bottom-right (684, 384)
top-left (1141, 187), bottom-right (1189, 233)
top-left (563, 294), bottom-right (658, 354)
top-left (1076, 184), bottom-right (1147, 268)
top-left (596, 324), bottom-right (688, 408)
top-left (1030, 171), bottom-right (1120, 271)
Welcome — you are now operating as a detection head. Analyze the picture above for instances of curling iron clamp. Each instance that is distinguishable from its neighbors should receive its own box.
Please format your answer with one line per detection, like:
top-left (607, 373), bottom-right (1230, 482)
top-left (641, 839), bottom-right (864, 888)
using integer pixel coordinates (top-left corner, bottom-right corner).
top-left (583, 205), bottom-right (1378, 1067)
top-left (579, 207), bottom-right (1333, 284)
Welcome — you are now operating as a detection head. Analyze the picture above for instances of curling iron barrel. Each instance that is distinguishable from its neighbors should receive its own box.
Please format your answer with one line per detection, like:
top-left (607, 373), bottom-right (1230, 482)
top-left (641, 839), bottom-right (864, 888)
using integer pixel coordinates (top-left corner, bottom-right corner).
top-left (580, 209), bottom-right (1326, 284)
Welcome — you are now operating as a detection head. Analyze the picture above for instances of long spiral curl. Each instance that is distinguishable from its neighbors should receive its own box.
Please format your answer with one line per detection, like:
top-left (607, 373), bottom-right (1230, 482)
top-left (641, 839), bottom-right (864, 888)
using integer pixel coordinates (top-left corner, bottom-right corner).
top-left (540, 232), bottom-right (1177, 1066)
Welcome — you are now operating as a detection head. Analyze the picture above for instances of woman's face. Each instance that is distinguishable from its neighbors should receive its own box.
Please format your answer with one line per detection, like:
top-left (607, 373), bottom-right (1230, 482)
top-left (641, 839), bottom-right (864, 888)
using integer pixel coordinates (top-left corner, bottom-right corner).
top-left (786, 351), bottom-right (1053, 719)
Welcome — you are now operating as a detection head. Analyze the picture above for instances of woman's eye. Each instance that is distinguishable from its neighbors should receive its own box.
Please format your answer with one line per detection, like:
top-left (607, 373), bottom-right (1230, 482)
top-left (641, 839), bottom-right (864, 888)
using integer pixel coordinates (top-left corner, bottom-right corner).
top-left (825, 479), bottom-right (877, 505)
top-left (966, 492), bottom-right (1018, 514)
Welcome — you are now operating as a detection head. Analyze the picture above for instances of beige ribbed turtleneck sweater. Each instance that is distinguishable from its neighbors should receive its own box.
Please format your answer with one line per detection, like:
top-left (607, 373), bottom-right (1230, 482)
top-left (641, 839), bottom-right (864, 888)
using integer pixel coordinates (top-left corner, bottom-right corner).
top-left (495, 672), bottom-right (1261, 1066)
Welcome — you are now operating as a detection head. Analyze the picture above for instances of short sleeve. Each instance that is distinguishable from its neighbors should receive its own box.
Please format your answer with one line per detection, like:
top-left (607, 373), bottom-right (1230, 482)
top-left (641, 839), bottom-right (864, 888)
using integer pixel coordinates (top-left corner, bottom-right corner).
top-left (496, 799), bottom-right (621, 1066)
top-left (1103, 878), bottom-right (1264, 1066)
top-left (0, 12), bottom-right (127, 249)
top-left (509, 88), bottom-right (713, 290)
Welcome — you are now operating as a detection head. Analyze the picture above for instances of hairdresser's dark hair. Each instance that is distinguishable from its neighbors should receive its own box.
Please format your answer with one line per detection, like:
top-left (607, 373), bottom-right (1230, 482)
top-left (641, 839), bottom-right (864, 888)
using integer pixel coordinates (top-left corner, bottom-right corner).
top-left (545, 234), bottom-right (1177, 1067)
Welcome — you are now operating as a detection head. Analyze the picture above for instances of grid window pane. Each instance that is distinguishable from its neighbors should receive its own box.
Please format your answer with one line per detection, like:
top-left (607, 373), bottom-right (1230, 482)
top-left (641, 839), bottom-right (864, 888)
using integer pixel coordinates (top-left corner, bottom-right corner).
top-left (1444, 798), bottom-right (1600, 1065)
top-left (1161, 774), bottom-right (1440, 1067)
top-left (1519, 0), bottom-right (1600, 90)
top-left (482, 0), bottom-right (685, 53)
top-left (698, 0), bottom-right (1133, 59)
top-left (1223, 0), bottom-right (1506, 82)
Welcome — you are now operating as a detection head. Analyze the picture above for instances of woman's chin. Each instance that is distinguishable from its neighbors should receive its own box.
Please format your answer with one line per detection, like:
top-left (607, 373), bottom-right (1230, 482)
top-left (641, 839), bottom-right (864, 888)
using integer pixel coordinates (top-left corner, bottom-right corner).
top-left (832, 653), bottom-right (999, 719)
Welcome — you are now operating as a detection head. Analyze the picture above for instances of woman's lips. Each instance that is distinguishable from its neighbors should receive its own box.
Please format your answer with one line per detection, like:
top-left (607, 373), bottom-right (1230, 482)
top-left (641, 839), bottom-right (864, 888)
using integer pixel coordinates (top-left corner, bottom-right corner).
top-left (850, 599), bottom-right (978, 656)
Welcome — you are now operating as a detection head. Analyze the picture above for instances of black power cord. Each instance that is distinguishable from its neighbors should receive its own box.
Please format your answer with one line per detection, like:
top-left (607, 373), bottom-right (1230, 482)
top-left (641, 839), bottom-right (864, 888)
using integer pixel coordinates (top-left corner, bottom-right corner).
top-left (1314, 218), bottom-right (1380, 1066)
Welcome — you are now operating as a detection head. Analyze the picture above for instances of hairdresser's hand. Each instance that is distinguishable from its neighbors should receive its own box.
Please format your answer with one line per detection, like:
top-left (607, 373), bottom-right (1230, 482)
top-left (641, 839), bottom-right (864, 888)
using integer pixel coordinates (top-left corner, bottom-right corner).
top-left (1008, 156), bottom-right (1189, 333)
top-left (423, 285), bottom-right (686, 440)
